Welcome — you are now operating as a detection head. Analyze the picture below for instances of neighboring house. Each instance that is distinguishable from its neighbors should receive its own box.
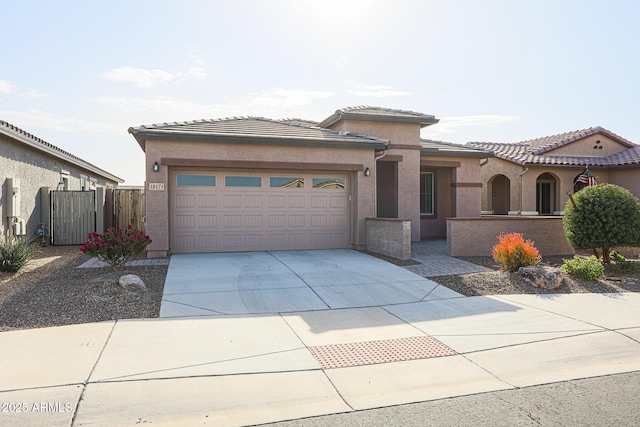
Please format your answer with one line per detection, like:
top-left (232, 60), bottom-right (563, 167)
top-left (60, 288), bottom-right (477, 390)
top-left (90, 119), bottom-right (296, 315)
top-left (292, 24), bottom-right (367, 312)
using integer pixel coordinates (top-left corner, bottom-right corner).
top-left (469, 127), bottom-right (640, 216)
top-left (1, 120), bottom-right (123, 239)
top-left (129, 106), bottom-right (492, 257)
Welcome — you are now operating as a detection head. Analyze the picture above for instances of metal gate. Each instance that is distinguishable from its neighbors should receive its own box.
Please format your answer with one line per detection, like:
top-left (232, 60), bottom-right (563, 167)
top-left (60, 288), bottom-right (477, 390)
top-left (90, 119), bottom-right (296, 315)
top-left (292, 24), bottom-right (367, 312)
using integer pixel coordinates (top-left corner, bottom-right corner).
top-left (51, 191), bottom-right (96, 245)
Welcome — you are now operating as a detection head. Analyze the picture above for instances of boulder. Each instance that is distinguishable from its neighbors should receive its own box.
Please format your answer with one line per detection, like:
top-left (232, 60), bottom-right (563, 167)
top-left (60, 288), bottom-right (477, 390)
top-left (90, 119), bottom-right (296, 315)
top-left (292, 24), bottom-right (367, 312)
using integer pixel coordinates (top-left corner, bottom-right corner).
top-left (519, 265), bottom-right (564, 290)
top-left (119, 274), bottom-right (147, 291)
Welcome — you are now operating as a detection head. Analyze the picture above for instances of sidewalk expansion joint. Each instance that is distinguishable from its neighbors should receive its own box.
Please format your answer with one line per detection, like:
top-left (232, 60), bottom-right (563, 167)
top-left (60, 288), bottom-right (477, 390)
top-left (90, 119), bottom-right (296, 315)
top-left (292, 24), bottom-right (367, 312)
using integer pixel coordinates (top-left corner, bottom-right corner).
top-left (308, 336), bottom-right (457, 369)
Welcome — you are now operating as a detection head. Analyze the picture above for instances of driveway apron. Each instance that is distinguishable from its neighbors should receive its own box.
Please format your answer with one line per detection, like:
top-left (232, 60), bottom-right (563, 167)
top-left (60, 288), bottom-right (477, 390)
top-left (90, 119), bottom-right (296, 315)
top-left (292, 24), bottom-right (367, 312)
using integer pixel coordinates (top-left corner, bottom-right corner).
top-left (160, 249), bottom-right (463, 317)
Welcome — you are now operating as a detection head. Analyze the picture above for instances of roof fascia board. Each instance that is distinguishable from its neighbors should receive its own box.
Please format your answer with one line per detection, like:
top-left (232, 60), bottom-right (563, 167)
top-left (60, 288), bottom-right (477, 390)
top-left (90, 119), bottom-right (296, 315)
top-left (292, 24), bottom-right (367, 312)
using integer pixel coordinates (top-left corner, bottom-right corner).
top-left (420, 148), bottom-right (494, 158)
top-left (1, 126), bottom-right (123, 183)
top-left (318, 112), bottom-right (438, 129)
top-left (131, 131), bottom-right (388, 150)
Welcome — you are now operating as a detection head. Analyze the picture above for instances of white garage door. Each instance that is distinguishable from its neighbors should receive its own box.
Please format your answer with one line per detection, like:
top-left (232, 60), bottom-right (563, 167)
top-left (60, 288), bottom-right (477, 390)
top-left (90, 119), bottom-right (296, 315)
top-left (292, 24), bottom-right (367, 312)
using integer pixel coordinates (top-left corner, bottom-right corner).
top-left (170, 170), bottom-right (350, 253)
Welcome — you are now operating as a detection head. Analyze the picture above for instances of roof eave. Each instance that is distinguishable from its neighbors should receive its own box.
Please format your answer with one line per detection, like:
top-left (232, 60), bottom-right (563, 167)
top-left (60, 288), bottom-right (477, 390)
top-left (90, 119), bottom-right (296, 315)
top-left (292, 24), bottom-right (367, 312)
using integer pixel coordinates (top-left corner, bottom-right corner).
top-left (128, 130), bottom-right (389, 150)
top-left (420, 148), bottom-right (494, 158)
top-left (318, 112), bottom-right (439, 129)
top-left (3, 125), bottom-right (124, 183)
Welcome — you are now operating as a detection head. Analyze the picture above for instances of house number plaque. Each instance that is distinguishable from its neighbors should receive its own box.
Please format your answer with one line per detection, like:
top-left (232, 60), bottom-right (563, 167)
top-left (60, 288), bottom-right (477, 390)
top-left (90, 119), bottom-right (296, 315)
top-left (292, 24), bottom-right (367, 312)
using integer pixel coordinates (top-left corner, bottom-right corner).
top-left (149, 183), bottom-right (165, 191)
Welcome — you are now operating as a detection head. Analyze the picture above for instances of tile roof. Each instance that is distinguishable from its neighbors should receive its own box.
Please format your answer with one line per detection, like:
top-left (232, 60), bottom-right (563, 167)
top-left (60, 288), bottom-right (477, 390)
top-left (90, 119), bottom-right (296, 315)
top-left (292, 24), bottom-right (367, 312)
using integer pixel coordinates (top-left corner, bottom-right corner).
top-left (318, 106), bottom-right (439, 128)
top-left (468, 127), bottom-right (640, 167)
top-left (0, 120), bottom-right (123, 183)
top-left (420, 139), bottom-right (494, 158)
top-left (129, 116), bottom-right (389, 150)
top-left (277, 118), bottom-right (320, 127)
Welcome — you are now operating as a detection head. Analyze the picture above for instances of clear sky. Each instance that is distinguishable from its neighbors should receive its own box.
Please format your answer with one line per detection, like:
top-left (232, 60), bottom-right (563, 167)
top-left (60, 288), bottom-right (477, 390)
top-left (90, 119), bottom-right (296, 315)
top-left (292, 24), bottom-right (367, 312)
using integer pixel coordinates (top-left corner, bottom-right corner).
top-left (2, 0), bottom-right (639, 185)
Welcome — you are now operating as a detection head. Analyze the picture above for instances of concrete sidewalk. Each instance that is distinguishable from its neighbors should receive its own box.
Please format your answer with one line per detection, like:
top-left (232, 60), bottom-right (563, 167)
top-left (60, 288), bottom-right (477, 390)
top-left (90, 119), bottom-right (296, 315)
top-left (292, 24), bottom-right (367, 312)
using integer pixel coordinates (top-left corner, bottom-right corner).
top-left (1, 292), bottom-right (639, 426)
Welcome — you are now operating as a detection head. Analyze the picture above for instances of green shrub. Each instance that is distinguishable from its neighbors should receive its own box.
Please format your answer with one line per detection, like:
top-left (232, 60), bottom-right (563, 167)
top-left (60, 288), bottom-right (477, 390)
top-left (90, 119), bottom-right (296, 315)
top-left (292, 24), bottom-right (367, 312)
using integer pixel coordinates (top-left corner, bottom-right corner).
top-left (0, 237), bottom-right (34, 273)
top-left (492, 233), bottom-right (541, 271)
top-left (610, 251), bottom-right (640, 274)
top-left (563, 184), bottom-right (640, 263)
top-left (562, 256), bottom-right (604, 280)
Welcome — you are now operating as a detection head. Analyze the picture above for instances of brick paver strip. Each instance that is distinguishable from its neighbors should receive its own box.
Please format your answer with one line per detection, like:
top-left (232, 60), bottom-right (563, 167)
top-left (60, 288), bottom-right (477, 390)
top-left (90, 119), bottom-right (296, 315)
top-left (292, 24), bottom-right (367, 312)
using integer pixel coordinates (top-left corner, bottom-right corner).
top-left (309, 336), bottom-right (457, 369)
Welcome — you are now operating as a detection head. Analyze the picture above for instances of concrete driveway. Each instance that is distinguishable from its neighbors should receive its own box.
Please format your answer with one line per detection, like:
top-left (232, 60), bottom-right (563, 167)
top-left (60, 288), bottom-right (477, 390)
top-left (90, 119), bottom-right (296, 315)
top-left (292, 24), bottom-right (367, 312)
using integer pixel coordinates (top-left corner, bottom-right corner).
top-left (160, 249), bottom-right (463, 317)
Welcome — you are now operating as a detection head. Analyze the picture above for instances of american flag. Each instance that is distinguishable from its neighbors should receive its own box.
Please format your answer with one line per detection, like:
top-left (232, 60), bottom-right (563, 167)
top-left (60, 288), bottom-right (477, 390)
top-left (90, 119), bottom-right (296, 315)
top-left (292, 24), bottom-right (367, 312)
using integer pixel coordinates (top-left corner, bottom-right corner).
top-left (576, 168), bottom-right (597, 186)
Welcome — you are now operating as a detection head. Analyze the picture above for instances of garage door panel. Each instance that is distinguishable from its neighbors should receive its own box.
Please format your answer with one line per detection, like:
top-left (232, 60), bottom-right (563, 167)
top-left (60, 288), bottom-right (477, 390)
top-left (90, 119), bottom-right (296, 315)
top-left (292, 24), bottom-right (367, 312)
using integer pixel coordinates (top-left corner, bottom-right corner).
top-left (268, 195), bottom-right (286, 208)
top-left (198, 215), bottom-right (217, 228)
top-left (268, 215), bottom-right (286, 227)
top-left (224, 194), bottom-right (243, 208)
top-left (171, 171), bottom-right (349, 253)
top-left (330, 196), bottom-right (347, 208)
top-left (288, 196), bottom-right (305, 208)
top-left (175, 194), bottom-right (196, 209)
top-left (198, 194), bottom-right (217, 208)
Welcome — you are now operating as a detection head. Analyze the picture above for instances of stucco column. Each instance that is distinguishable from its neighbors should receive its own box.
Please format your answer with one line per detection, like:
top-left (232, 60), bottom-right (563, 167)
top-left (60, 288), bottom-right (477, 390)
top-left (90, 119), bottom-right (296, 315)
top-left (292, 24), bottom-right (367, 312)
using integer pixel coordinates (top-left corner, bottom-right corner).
top-left (145, 153), bottom-right (170, 258)
top-left (396, 149), bottom-right (421, 241)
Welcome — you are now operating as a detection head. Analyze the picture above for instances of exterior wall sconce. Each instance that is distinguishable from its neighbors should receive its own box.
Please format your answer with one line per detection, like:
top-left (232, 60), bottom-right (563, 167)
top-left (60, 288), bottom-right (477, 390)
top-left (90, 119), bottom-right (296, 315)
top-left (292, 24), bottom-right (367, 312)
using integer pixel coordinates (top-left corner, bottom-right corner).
top-left (364, 167), bottom-right (371, 177)
top-left (153, 161), bottom-right (160, 172)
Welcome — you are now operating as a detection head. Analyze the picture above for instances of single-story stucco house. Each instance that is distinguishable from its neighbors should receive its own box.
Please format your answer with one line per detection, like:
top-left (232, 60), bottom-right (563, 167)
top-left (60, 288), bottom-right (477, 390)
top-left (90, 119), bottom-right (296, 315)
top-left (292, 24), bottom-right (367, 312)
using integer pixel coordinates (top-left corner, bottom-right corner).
top-left (468, 127), bottom-right (640, 216)
top-left (129, 106), bottom-right (493, 258)
top-left (1, 121), bottom-right (123, 239)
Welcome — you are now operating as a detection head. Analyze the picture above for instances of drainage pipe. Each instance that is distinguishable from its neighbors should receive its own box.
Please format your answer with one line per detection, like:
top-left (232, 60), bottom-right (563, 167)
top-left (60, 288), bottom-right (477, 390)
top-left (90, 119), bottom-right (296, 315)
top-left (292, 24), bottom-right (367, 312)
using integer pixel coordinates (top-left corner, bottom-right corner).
top-left (518, 167), bottom-right (529, 215)
top-left (373, 149), bottom-right (388, 217)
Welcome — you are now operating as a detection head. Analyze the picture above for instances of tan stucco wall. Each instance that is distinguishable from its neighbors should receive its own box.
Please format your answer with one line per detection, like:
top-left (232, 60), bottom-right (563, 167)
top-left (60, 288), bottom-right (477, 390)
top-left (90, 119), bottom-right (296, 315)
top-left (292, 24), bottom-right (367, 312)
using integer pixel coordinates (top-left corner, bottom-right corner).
top-left (479, 157), bottom-right (616, 214)
top-left (546, 134), bottom-right (630, 157)
top-left (144, 139), bottom-right (376, 256)
top-left (447, 216), bottom-right (575, 257)
top-left (609, 169), bottom-right (640, 200)
top-left (329, 119), bottom-right (423, 240)
top-left (330, 120), bottom-right (422, 145)
top-left (452, 157), bottom-right (483, 217)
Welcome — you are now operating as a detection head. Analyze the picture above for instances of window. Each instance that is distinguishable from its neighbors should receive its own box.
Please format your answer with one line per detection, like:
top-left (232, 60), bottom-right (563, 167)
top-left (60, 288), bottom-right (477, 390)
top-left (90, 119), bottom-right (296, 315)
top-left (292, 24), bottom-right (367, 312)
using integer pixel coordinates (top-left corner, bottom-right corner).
top-left (270, 177), bottom-right (304, 188)
top-left (80, 175), bottom-right (88, 191)
top-left (225, 176), bottom-right (262, 187)
top-left (420, 172), bottom-right (434, 215)
top-left (312, 177), bottom-right (345, 189)
top-left (177, 175), bottom-right (216, 186)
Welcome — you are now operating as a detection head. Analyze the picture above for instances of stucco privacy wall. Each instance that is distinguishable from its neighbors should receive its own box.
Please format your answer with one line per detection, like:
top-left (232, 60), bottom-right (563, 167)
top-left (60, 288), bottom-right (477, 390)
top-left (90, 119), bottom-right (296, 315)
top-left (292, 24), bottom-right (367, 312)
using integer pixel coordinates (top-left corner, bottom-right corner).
top-left (144, 139), bottom-right (376, 257)
top-left (0, 134), bottom-right (115, 237)
top-left (447, 216), bottom-right (575, 257)
top-left (366, 218), bottom-right (411, 260)
top-left (329, 120), bottom-right (423, 241)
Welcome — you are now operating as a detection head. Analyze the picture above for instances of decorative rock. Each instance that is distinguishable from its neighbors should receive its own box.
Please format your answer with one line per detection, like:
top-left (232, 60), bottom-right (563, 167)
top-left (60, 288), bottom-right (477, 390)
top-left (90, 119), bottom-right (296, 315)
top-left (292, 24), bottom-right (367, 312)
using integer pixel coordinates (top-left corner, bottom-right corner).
top-left (119, 274), bottom-right (147, 291)
top-left (519, 265), bottom-right (564, 290)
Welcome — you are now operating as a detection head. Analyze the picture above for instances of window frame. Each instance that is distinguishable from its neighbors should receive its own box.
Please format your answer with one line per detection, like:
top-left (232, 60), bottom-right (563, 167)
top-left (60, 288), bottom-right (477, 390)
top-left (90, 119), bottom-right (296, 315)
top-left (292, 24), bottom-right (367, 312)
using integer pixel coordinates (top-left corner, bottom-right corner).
top-left (420, 170), bottom-right (436, 218)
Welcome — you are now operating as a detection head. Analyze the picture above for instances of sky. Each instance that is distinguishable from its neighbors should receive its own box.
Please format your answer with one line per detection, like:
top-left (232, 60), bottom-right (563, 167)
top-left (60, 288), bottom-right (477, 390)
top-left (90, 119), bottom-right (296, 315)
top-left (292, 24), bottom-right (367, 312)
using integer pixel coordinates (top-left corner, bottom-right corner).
top-left (2, 0), bottom-right (639, 185)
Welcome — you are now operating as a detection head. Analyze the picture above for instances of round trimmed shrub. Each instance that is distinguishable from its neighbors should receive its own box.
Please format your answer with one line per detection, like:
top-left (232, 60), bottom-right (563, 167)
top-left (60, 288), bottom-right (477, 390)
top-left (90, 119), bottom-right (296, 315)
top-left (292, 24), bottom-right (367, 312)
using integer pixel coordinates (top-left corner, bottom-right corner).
top-left (564, 184), bottom-right (640, 263)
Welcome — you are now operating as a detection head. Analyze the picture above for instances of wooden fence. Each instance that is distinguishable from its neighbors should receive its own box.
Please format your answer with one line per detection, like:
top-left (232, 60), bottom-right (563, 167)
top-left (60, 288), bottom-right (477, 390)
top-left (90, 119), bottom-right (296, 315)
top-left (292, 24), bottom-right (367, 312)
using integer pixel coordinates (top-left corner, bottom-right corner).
top-left (113, 189), bottom-right (146, 232)
top-left (50, 191), bottom-right (96, 245)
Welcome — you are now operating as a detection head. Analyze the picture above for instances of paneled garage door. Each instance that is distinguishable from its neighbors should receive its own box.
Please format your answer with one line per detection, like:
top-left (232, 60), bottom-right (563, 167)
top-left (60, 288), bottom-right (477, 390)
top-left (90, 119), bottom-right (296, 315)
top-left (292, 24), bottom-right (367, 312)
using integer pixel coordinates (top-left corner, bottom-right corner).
top-left (170, 170), bottom-right (350, 253)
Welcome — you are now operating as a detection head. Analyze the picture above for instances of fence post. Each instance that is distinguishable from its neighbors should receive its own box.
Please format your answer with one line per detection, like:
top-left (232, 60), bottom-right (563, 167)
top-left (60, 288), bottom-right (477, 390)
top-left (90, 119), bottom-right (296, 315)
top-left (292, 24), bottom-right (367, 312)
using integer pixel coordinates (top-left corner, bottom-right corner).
top-left (96, 187), bottom-right (105, 233)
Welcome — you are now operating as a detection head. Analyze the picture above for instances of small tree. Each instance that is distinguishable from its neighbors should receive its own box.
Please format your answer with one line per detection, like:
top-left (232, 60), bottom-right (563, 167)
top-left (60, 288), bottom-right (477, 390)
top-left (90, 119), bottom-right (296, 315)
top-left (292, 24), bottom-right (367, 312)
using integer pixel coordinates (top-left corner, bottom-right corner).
top-left (563, 184), bottom-right (640, 263)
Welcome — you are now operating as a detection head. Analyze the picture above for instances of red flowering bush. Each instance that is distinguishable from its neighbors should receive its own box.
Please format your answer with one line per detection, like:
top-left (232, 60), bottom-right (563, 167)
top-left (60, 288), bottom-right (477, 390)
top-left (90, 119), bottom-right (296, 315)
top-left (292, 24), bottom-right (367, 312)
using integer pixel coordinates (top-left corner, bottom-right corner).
top-left (80, 225), bottom-right (152, 270)
top-left (492, 233), bottom-right (541, 271)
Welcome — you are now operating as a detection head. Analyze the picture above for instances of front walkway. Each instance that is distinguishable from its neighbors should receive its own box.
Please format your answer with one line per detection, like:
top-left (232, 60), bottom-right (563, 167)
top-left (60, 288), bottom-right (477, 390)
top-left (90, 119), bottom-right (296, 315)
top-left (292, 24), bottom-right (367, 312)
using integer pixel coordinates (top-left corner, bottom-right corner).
top-left (403, 239), bottom-right (493, 277)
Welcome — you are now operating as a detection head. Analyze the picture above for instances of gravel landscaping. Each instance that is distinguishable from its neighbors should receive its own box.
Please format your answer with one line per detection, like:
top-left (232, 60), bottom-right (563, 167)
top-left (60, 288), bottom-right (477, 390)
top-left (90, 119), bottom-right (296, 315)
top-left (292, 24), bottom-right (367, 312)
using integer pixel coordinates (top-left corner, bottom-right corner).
top-left (432, 254), bottom-right (640, 296)
top-left (0, 245), bottom-right (638, 332)
top-left (0, 245), bottom-right (167, 332)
